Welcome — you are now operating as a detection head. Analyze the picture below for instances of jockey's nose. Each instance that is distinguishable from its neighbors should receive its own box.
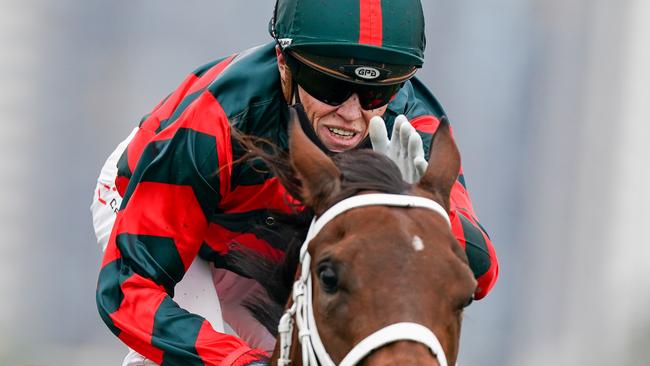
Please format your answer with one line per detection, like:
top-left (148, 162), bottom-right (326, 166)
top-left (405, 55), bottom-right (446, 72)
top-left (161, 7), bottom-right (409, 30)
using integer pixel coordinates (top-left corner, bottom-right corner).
top-left (335, 93), bottom-right (363, 121)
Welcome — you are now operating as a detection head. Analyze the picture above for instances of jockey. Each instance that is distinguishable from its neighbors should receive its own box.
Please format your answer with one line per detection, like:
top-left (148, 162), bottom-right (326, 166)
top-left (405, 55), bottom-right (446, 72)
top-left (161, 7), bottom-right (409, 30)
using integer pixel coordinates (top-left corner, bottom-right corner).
top-left (93, 0), bottom-right (499, 365)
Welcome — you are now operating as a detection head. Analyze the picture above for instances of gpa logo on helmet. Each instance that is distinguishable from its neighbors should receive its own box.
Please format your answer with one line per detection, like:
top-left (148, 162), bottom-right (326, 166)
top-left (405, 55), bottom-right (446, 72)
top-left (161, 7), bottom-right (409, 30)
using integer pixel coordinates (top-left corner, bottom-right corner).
top-left (354, 66), bottom-right (380, 80)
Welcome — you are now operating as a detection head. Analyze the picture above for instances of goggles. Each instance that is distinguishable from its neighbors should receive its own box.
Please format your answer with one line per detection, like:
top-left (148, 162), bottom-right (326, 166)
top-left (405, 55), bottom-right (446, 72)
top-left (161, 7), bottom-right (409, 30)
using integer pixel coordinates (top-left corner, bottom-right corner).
top-left (285, 53), bottom-right (406, 110)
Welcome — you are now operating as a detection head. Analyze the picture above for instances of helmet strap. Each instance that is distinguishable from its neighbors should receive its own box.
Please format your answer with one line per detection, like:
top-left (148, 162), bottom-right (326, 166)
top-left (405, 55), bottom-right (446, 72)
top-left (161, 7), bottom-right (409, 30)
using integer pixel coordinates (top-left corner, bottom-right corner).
top-left (292, 78), bottom-right (301, 105)
top-left (290, 102), bottom-right (333, 156)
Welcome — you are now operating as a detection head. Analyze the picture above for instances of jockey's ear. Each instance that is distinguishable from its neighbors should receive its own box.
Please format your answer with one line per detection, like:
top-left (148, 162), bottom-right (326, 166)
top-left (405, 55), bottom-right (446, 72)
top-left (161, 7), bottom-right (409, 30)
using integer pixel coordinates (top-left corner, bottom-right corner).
top-left (416, 116), bottom-right (460, 212)
top-left (289, 107), bottom-right (341, 214)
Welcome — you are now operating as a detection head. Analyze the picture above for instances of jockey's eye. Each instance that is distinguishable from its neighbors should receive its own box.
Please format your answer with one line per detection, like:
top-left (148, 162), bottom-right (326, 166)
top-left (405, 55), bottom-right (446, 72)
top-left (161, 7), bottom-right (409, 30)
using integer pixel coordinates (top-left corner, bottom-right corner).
top-left (317, 261), bottom-right (339, 293)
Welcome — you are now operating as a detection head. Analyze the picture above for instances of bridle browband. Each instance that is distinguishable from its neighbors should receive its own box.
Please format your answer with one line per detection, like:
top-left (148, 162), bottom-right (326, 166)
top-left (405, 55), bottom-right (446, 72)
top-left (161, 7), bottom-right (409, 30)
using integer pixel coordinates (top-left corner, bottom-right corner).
top-left (277, 193), bottom-right (451, 366)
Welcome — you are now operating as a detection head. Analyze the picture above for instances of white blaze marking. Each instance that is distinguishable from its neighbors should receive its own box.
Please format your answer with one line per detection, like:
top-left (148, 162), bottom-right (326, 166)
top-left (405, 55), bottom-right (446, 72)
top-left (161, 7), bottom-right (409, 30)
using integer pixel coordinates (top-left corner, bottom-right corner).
top-left (412, 235), bottom-right (424, 251)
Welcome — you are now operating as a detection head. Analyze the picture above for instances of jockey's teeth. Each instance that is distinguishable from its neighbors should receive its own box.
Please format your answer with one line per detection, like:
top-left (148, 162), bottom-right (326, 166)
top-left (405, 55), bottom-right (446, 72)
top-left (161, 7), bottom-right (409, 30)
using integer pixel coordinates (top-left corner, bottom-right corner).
top-left (328, 127), bottom-right (355, 137)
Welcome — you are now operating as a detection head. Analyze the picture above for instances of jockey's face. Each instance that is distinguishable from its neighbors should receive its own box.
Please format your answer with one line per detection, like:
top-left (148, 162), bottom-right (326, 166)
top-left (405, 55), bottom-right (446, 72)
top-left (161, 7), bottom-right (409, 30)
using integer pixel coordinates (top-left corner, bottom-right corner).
top-left (297, 87), bottom-right (388, 152)
top-left (277, 48), bottom-right (388, 152)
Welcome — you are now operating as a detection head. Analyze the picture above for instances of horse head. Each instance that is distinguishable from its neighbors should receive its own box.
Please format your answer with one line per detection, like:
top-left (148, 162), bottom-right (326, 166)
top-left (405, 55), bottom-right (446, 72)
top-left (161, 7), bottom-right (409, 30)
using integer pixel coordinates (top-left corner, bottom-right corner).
top-left (277, 109), bottom-right (477, 366)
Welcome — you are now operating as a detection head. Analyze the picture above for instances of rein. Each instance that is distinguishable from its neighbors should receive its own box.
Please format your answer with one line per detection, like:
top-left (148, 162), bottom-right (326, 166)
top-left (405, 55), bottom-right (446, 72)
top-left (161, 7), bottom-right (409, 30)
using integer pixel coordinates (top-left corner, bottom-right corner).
top-left (277, 193), bottom-right (450, 366)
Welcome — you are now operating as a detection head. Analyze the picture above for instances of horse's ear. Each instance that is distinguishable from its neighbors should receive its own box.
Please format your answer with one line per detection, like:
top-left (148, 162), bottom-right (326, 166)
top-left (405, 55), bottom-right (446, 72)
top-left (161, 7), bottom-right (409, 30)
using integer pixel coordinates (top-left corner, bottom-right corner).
top-left (289, 108), bottom-right (341, 214)
top-left (416, 116), bottom-right (461, 211)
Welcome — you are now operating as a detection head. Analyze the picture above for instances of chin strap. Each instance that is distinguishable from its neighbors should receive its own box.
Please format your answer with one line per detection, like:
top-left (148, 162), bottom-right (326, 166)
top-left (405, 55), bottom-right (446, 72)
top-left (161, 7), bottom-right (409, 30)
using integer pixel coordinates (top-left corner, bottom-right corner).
top-left (289, 78), bottom-right (331, 154)
top-left (277, 193), bottom-right (451, 366)
top-left (291, 103), bottom-right (333, 155)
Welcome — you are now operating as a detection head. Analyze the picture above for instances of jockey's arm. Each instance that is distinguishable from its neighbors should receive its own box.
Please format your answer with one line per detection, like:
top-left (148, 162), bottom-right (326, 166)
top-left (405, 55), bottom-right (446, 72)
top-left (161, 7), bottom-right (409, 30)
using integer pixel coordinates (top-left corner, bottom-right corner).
top-left (380, 110), bottom-right (499, 300)
top-left (95, 96), bottom-right (267, 366)
top-left (91, 128), bottom-right (229, 365)
top-left (382, 79), bottom-right (499, 299)
top-left (447, 164), bottom-right (499, 299)
top-left (416, 118), bottom-right (499, 300)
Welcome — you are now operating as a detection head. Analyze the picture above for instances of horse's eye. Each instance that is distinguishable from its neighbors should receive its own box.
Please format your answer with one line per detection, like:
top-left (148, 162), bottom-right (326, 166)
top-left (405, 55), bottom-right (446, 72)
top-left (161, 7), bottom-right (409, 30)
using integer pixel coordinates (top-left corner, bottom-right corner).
top-left (317, 262), bottom-right (338, 293)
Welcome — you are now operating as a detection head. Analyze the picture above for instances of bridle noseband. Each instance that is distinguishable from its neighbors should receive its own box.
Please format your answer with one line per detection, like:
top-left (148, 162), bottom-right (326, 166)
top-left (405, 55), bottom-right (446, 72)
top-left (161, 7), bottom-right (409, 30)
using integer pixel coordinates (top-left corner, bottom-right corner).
top-left (277, 193), bottom-right (451, 366)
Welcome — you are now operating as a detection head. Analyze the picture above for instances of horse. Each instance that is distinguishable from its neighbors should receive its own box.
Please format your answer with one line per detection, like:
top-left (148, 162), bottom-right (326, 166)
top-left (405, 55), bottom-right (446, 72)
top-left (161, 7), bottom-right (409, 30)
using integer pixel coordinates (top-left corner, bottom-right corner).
top-left (233, 109), bottom-right (477, 366)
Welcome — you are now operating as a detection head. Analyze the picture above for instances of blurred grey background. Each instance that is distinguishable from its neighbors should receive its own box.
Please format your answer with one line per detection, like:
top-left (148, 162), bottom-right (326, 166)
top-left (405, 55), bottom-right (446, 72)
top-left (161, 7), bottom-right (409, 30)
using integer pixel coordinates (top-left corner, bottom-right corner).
top-left (1, 0), bottom-right (649, 365)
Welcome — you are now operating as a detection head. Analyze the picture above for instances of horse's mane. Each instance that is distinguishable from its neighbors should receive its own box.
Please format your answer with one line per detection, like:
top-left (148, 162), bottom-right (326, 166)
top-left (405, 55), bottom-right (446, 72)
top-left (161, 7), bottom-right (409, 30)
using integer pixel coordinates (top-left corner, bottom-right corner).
top-left (227, 131), bottom-right (409, 335)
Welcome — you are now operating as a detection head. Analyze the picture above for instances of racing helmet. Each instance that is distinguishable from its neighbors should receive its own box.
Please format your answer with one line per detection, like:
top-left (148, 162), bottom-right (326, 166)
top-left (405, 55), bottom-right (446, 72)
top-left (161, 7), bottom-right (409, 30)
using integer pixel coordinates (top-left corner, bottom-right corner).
top-left (270, 0), bottom-right (426, 86)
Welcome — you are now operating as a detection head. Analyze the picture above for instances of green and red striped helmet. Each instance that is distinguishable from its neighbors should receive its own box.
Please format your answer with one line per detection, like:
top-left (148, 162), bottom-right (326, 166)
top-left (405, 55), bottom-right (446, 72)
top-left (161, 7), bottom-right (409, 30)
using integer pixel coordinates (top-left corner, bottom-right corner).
top-left (270, 0), bottom-right (426, 85)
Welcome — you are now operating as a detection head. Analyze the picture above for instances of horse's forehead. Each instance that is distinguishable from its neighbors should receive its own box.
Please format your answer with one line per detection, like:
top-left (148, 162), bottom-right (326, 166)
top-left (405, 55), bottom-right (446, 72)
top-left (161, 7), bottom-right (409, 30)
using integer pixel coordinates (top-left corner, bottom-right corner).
top-left (325, 206), bottom-right (401, 234)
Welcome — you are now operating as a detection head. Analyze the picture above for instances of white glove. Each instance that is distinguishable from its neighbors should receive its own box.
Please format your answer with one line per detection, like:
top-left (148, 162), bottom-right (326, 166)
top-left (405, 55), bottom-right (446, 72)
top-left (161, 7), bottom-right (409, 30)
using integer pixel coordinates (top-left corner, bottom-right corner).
top-left (369, 115), bottom-right (428, 183)
top-left (122, 349), bottom-right (159, 366)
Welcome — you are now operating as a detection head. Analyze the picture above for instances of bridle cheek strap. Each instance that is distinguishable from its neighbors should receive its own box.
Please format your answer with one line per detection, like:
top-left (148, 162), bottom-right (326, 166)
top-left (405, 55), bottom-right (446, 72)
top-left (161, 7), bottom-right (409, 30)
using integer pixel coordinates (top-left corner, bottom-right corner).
top-left (277, 194), bottom-right (451, 366)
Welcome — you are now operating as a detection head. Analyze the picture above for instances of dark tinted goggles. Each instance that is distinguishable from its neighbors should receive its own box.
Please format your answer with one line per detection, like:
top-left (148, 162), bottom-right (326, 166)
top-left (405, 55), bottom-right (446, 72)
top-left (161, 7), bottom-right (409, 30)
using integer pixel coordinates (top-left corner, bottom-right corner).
top-left (285, 54), bottom-right (405, 110)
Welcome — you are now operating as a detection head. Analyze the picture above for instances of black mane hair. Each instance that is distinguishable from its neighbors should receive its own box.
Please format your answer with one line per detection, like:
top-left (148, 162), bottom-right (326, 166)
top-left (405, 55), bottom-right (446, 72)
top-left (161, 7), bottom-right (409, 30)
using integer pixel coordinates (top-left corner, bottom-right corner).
top-left (227, 131), bottom-right (409, 335)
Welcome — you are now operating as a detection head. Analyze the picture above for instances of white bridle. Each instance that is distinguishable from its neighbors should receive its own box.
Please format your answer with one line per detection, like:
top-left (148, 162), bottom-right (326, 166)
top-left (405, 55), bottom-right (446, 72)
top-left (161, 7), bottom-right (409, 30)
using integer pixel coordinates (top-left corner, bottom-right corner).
top-left (277, 193), bottom-right (451, 366)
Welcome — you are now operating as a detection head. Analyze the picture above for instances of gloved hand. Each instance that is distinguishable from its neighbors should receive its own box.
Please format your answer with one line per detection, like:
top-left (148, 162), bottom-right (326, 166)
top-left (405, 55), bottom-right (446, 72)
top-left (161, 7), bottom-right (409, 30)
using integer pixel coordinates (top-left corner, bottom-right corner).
top-left (369, 114), bottom-right (428, 183)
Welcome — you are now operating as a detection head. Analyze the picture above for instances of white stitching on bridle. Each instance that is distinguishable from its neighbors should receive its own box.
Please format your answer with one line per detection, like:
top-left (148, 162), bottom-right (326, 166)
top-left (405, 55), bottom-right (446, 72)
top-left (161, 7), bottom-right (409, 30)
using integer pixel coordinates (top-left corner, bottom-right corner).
top-left (277, 193), bottom-right (451, 366)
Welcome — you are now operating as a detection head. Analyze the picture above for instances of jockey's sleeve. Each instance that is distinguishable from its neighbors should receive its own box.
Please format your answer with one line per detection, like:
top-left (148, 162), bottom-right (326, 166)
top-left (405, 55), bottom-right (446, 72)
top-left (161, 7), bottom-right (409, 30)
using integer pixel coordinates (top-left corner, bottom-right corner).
top-left (96, 87), bottom-right (264, 365)
top-left (409, 116), bottom-right (499, 300)
top-left (448, 167), bottom-right (499, 300)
